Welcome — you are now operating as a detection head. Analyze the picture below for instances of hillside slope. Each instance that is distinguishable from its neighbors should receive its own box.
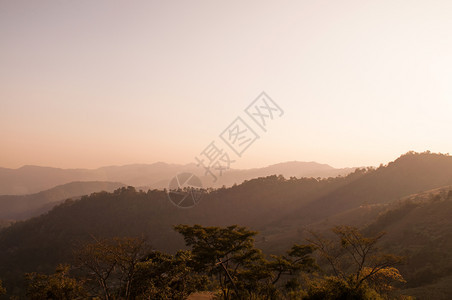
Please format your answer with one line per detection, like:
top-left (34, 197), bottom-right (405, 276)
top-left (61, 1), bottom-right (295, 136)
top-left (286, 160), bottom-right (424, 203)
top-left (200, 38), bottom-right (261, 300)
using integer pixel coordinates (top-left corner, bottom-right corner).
top-left (0, 181), bottom-right (125, 220)
top-left (278, 152), bottom-right (452, 227)
top-left (365, 188), bottom-right (452, 299)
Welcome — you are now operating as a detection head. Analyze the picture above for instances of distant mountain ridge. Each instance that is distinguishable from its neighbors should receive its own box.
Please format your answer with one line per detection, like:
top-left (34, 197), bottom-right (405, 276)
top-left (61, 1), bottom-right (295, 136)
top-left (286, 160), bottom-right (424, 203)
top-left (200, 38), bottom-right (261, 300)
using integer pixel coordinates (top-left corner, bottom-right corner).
top-left (0, 181), bottom-right (125, 220)
top-left (0, 161), bottom-right (355, 195)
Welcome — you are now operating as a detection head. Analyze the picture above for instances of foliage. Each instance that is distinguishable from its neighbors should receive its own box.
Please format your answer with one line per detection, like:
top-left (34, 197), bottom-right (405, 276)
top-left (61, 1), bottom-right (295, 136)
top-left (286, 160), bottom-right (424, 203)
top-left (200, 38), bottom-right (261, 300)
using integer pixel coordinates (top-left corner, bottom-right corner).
top-left (307, 226), bottom-right (404, 298)
top-left (25, 265), bottom-right (85, 300)
top-left (175, 224), bottom-right (318, 299)
top-left (74, 236), bottom-right (151, 300)
top-left (175, 224), bottom-right (263, 299)
top-left (305, 276), bottom-right (383, 300)
top-left (130, 250), bottom-right (208, 300)
top-left (4, 224), bottom-right (411, 299)
top-left (361, 267), bottom-right (406, 294)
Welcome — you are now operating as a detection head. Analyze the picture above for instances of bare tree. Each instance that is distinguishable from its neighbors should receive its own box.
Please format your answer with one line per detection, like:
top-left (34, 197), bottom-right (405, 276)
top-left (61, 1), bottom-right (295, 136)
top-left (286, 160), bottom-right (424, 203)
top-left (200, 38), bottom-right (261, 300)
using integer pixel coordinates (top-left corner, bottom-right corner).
top-left (308, 226), bottom-right (404, 290)
top-left (74, 236), bottom-right (151, 300)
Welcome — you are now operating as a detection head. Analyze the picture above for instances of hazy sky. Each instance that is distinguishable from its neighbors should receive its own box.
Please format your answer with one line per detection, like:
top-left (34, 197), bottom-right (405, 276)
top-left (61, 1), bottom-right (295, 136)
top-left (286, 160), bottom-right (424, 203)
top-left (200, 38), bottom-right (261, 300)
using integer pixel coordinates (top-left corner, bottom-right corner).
top-left (1, 0), bottom-right (451, 169)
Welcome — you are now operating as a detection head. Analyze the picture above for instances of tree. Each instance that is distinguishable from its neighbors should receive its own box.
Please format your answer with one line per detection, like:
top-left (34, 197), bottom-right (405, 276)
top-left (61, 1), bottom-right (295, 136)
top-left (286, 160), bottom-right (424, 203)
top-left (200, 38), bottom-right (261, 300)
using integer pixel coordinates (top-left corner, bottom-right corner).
top-left (175, 224), bottom-right (260, 299)
top-left (307, 226), bottom-right (404, 298)
top-left (130, 250), bottom-right (208, 299)
top-left (271, 244), bottom-right (317, 281)
top-left (25, 264), bottom-right (85, 300)
top-left (74, 236), bottom-right (151, 300)
top-left (174, 224), bottom-right (317, 299)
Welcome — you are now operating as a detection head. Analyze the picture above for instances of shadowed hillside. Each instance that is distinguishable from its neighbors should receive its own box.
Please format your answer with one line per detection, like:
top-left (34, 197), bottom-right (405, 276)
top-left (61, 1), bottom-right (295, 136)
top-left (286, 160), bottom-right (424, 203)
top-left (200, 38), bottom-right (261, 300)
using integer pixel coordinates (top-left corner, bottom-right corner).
top-left (273, 151), bottom-right (452, 230)
top-left (0, 181), bottom-right (126, 221)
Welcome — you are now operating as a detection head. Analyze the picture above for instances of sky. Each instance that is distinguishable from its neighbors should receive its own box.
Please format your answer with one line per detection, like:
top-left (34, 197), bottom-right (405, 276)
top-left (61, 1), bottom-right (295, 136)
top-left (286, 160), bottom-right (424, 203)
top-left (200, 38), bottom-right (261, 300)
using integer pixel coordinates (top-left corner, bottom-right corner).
top-left (1, 0), bottom-right (451, 170)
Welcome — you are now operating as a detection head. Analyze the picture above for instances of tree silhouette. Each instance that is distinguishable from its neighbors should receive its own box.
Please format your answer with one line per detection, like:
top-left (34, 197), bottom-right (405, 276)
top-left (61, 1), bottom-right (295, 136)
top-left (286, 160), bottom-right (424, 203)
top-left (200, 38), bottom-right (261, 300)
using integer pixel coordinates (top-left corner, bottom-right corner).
top-left (74, 236), bottom-right (151, 300)
top-left (307, 226), bottom-right (404, 296)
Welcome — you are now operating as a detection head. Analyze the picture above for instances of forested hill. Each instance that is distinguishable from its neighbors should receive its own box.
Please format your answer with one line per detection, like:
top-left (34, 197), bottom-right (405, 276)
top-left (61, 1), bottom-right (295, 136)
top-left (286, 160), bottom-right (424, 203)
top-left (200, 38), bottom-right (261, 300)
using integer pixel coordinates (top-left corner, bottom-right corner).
top-left (277, 151), bottom-right (452, 225)
top-left (1, 152), bottom-right (452, 297)
top-left (0, 181), bottom-right (125, 221)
